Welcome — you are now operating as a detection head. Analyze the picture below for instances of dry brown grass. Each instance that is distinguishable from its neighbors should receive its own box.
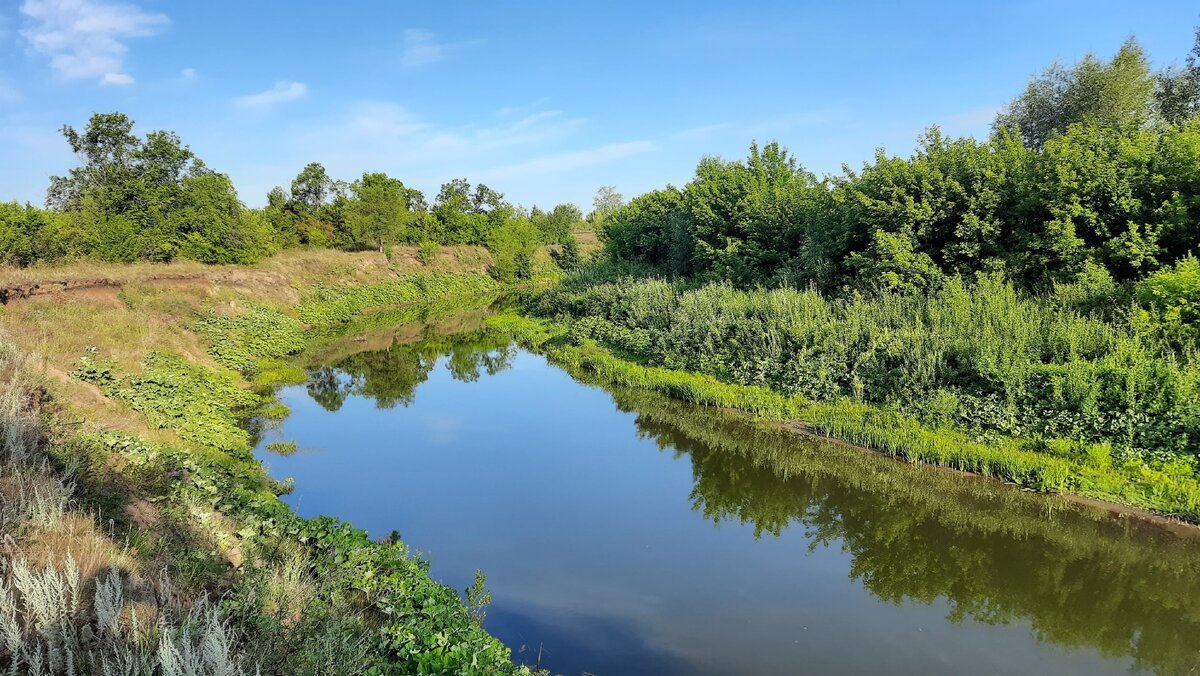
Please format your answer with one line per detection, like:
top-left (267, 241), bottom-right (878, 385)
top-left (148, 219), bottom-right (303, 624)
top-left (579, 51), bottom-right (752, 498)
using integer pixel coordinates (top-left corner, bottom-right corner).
top-left (16, 513), bottom-right (138, 587)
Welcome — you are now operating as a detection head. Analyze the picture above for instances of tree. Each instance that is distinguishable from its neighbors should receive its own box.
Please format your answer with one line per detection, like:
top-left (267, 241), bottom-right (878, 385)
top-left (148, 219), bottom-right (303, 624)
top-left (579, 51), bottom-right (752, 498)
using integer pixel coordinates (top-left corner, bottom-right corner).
top-left (591, 185), bottom-right (624, 227)
top-left (531, 203), bottom-right (582, 244)
top-left (290, 162), bottom-right (333, 213)
top-left (1156, 27), bottom-right (1200, 125)
top-left (994, 38), bottom-right (1156, 148)
top-left (346, 172), bottom-right (411, 252)
top-left (41, 112), bottom-right (278, 264)
top-left (432, 179), bottom-right (508, 245)
top-left (47, 112), bottom-right (195, 217)
top-left (487, 218), bottom-right (539, 282)
top-left (846, 229), bottom-right (945, 295)
top-left (554, 233), bottom-right (582, 271)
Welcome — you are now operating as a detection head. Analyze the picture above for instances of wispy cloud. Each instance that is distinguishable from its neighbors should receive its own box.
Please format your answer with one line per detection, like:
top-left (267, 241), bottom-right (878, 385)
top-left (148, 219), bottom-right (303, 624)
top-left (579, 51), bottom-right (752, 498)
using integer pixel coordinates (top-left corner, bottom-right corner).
top-left (100, 72), bottom-right (132, 86)
top-left (180, 67), bottom-right (197, 80)
top-left (671, 123), bottom-right (732, 142)
top-left (19, 0), bottom-right (168, 85)
top-left (479, 141), bottom-right (657, 181)
top-left (226, 99), bottom-right (637, 208)
top-left (235, 81), bottom-right (308, 110)
top-left (400, 29), bottom-right (478, 68)
top-left (494, 97), bottom-right (551, 117)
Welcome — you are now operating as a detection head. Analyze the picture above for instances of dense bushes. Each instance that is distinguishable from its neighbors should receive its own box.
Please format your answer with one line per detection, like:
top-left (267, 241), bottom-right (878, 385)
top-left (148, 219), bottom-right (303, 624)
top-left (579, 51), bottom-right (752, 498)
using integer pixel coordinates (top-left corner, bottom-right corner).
top-left (600, 34), bottom-right (1200, 293)
top-left (601, 122), bottom-right (1200, 292)
top-left (576, 32), bottom-right (1200, 491)
top-left (533, 274), bottom-right (1200, 469)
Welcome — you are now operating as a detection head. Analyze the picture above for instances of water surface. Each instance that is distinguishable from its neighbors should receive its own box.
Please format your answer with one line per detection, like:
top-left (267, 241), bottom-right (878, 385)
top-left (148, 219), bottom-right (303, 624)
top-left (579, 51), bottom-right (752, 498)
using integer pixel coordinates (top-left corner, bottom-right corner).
top-left (256, 322), bottom-right (1200, 675)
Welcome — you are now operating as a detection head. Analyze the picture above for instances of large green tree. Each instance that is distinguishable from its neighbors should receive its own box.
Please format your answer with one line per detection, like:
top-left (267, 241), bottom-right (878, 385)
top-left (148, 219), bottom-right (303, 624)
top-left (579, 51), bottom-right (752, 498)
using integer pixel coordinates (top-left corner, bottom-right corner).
top-left (993, 39), bottom-right (1156, 148)
top-left (1157, 28), bottom-right (1200, 125)
top-left (41, 112), bottom-right (274, 264)
top-left (346, 172), bottom-right (412, 252)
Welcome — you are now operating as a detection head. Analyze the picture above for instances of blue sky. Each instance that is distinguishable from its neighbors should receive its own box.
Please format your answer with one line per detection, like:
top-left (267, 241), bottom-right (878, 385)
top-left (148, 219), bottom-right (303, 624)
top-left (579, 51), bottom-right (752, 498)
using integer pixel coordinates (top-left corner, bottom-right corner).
top-left (1, 1), bottom-right (1197, 210)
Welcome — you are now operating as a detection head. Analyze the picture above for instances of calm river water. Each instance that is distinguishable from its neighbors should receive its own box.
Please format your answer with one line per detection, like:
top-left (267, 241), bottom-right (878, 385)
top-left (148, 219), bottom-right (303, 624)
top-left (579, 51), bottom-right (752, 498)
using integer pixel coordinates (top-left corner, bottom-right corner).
top-left (255, 318), bottom-right (1200, 675)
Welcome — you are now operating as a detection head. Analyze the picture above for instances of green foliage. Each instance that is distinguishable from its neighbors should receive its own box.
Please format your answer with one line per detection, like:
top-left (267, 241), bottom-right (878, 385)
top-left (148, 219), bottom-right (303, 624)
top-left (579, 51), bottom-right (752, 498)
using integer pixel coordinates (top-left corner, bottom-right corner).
top-left (553, 234), bottom-right (583, 272)
top-left (298, 273), bottom-right (501, 325)
top-left (487, 219), bottom-right (539, 282)
top-left (994, 38), bottom-right (1157, 148)
top-left (296, 517), bottom-right (529, 674)
top-left (194, 306), bottom-right (308, 373)
top-left (265, 440), bottom-right (299, 456)
top-left (590, 185), bottom-right (625, 229)
top-left (599, 35), bottom-right (1200, 292)
top-left (417, 240), bottom-right (440, 265)
top-left (72, 349), bottom-right (262, 453)
top-left (532, 275), bottom-right (1200, 468)
top-left (530, 203), bottom-right (583, 244)
top-left (846, 229), bottom-right (944, 295)
top-left (0, 201), bottom-right (58, 266)
top-left (430, 179), bottom-right (510, 246)
top-left (346, 171), bottom-right (416, 252)
top-left (1137, 256), bottom-right (1200, 343)
top-left (37, 112), bottom-right (281, 265)
top-left (1156, 29), bottom-right (1200, 125)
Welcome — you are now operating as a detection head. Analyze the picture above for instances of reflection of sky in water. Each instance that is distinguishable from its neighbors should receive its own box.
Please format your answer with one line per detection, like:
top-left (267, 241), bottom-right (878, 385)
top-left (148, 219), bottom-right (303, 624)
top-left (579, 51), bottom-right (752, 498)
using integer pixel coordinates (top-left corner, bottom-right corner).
top-left (256, 347), bottom-right (1176, 676)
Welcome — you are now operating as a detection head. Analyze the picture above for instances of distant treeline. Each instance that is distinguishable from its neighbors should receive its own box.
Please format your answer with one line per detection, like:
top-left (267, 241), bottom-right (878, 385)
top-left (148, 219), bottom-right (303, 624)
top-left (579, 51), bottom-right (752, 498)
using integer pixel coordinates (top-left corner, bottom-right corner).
top-left (0, 114), bottom-right (616, 279)
top-left (601, 34), bottom-right (1200, 293)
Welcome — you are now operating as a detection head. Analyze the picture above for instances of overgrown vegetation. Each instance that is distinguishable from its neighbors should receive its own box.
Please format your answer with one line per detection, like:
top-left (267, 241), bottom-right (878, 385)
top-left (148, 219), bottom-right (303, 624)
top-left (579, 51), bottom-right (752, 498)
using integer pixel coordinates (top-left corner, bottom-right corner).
top-left (0, 114), bottom-right (600, 280)
top-left (601, 34), bottom-right (1200, 291)
top-left (4, 22), bottom-right (1200, 676)
top-left (505, 31), bottom-right (1200, 519)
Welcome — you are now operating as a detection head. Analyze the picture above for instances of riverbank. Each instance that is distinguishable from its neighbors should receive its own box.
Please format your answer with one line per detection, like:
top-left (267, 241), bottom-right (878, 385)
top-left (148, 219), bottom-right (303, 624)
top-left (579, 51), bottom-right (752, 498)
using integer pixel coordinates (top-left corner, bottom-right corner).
top-left (3, 249), bottom-right (1198, 674)
top-left (0, 247), bottom-right (544, 674)
top-left (487, 309), bottom-right (1200, 524)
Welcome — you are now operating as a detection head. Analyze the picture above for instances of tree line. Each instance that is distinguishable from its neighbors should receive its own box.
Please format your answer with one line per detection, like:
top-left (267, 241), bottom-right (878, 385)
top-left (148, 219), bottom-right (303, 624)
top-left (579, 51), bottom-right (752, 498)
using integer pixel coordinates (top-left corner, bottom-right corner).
top-left (0, 113), bottom-right (624, 281)
top-left (601, 33), bottom-right (1200, 295)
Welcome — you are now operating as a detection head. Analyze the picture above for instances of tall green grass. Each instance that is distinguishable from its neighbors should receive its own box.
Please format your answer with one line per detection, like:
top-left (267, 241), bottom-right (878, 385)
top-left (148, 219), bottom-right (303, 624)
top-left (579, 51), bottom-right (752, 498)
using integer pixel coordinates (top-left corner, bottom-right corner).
top-left (532, 274), bottom-right (1200, 470)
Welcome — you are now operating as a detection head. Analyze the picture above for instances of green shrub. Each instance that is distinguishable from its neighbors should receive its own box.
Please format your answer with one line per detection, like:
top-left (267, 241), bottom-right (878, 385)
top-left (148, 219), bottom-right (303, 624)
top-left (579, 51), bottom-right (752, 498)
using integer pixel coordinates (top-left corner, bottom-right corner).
top-left (531, 274), bottom-right (1200, 467)
top-left (417, 240), bottom-right (440, 265)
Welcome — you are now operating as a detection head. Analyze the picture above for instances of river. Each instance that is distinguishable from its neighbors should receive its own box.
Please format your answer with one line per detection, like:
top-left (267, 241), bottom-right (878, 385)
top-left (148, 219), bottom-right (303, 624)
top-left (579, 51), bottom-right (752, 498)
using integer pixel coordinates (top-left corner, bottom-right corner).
top-left (255, 316), bottom-right (1200, 675)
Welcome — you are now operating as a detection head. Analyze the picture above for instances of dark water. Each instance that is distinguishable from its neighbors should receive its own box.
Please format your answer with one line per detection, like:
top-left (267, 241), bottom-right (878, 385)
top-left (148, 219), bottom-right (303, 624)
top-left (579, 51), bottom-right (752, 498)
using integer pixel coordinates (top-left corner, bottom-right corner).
top-left (256, 322), bottom-right (1200, 676)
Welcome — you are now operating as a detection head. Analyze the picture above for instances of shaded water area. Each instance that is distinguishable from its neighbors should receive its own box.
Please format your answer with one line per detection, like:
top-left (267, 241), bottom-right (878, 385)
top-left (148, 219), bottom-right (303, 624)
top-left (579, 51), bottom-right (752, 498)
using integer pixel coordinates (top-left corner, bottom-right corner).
top-left (256, 314), bottom-right (1200, 675)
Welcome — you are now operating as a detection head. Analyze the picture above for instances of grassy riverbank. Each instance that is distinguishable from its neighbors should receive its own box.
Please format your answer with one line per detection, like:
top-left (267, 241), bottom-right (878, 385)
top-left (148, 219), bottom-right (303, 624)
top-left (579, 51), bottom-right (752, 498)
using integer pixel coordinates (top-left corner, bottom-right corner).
top-left (0, 248), bottom-right (543, 674)
top-left (489, 294), bottom-right (1200, 522)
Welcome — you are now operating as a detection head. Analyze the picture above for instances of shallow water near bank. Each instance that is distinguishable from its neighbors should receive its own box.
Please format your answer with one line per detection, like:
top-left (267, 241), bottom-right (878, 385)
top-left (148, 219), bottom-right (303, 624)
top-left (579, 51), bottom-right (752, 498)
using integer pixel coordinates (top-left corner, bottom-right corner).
top-left (256, 323), bottom-right (1200, 675)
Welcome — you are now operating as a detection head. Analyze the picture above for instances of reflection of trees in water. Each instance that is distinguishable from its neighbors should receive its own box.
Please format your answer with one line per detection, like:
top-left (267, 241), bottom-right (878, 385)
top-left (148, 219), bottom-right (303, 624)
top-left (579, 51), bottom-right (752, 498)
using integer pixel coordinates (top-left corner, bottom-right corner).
top-left (614, 388), bottom-right (1200, 675)
top-left (305, 330), bottom-right (515, 411)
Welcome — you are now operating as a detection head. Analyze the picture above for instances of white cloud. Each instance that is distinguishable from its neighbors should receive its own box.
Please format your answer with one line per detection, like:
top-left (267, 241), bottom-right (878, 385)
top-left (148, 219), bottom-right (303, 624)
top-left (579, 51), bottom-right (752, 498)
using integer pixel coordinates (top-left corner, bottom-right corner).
top-left (180, 67), bottom-right (197, 80)
top-left (221, 99), bottom-right (642, 209)
top-left (235, 81), bottom-right (308, 110)
top-left (671, 123), bottom-right (732, 142)
top-left (99, 71), bottom-right (133, 86)
top-left (400, 29), bottom-right (479, 68)
top-left (400, 29), bottom-right (443, 67)
top-left (19, 0), bottom-right (168, 85)
top-left (478, 141), bottom-right (657, 181)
